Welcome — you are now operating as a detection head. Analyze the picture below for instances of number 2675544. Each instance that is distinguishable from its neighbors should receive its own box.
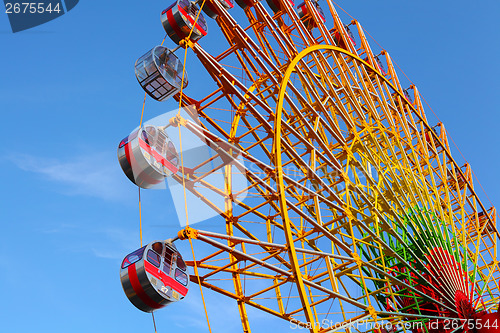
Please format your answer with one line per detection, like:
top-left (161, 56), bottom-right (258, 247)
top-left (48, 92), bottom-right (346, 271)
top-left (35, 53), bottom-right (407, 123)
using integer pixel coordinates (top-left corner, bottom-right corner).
top-left (5, 2), bottom-right (62, 14)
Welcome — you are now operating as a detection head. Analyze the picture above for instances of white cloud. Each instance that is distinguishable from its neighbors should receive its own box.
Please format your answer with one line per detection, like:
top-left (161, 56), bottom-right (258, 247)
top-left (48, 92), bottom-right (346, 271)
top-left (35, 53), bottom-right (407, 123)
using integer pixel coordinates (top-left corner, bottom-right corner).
top-left (9, 151), bottom-right (130, 201)
top-left (90, 227), bottom-right (142, 259)
top-left (91, 247), bottom-right (126, 260)
top-left (39, 223), bottom-right (141, 260)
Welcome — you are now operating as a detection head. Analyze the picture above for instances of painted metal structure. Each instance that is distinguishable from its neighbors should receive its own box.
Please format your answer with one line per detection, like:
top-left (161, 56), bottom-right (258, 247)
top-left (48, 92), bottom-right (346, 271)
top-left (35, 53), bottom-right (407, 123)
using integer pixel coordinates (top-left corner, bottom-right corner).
top-left (297, 1), bottom-right (325, 30)
top-left (123, 0), bottom-right (499, 332)
top-left (332, 24), bottom-right (356, 49)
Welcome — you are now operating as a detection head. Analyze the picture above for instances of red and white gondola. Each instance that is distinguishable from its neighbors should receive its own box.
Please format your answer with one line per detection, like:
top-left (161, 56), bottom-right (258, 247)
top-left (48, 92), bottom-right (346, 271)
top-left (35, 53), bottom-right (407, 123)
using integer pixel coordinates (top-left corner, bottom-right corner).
top-left (161, 0), bottom-right (208, 45)
top-left (135, 46), bottom-right (188, 102)
top-left (118, 124), bottom-right (179, 189)
top-left (120, 240), bottom-right (190, 312)
top-left (332, 25), bottom-right (356, 49)
top-left (201, 0), bottom-right (234, 19)
top-left (297, 1), bottom-right (325, 30)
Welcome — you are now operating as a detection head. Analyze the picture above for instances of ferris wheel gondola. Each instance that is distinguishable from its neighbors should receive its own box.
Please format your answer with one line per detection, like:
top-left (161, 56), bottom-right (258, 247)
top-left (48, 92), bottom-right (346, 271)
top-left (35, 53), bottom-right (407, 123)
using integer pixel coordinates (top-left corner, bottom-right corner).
top-left (331, 24), bottom-right (356, 49)
top-left (297, 1), bottom-right (325, 30)
top-left (118, 124), bottom-right (179, 189)
top-left (135, 46), bottom-right (188, 102)
top-left (332, 25), bottom-right (356, 50)
top-left (120, 240), bottom-right (189, 313)
top-left (161, 0), bottom-right (208, 45)
top-left (201, 0), bottom-right (234, 19)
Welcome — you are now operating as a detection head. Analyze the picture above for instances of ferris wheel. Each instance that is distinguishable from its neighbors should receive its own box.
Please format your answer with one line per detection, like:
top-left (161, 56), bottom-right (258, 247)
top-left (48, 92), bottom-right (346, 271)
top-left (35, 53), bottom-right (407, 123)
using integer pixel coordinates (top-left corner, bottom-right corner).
top-left (117, 0), bottom-right (500, 332)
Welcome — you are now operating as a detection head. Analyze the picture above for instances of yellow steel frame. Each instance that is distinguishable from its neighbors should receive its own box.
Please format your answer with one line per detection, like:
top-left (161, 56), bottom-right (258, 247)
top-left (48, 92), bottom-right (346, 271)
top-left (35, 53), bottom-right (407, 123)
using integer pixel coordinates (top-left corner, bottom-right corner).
top-left (161, 1), bottom-right (500, 332)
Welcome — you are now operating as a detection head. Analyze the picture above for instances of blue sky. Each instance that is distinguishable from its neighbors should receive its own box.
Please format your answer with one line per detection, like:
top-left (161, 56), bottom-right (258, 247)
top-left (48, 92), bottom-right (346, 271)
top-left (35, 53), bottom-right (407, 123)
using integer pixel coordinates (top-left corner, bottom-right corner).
top-left (0, 1), bottom-right (498, 332)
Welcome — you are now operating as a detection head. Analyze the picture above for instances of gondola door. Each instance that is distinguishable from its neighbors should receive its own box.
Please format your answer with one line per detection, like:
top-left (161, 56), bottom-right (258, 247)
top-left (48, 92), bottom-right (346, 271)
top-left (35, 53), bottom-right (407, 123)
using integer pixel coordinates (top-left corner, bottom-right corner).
top-left (145, 242), bottom-right (165, 291)
top-left (159, 245), bottom-right (175, 298)
top-left (161, 246), bottom-right (174, 297)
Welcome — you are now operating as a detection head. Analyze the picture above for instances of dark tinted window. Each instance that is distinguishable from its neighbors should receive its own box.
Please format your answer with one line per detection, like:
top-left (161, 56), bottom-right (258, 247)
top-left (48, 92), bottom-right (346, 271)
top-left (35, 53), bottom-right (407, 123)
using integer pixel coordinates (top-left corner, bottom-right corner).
top-left (121, 246), bottom-right (146, 269)
top-left (166, 141), bottom-right (178, 165)
top-left (176, 255), bottom-right (187, 271)
top-left (147, 249), bottom-right (161, 268)
top-left (164, 246), bottom-right (174, 265)
top-left (119, 137), bottom-right (128, 149)
top-left (162, 261), bottom-right (171, 275)
top-left (162, 247), bottom-right (173, 275)
top-left (175, 268), bottom-right (188, 286)
top-left (151, 242), bottom-right (164, 255)
top-left (119, 129), bottom-right (139, 149)
top-left (141, 130), bottom-right (150, 145)
top-left (145, 126), bottom-right (156, 138)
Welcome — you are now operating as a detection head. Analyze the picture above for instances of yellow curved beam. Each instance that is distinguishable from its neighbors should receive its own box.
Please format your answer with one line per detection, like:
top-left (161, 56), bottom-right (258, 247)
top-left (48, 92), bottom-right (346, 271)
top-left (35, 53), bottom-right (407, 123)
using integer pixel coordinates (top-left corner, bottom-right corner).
top-left (274, 40), bottom-right (487, 331)
top-left (274, 44), bottom-right (396, 332)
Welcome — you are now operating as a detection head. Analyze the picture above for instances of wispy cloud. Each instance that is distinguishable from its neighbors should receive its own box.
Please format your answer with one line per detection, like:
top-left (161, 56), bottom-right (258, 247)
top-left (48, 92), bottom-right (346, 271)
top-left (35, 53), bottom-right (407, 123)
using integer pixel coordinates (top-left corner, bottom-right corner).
top-left (39, 223), bottom-right (141, 260)
top-left (8, 151), bottom-right (130, 201)
top-left (91, 247), bottom-right (125, 259)
top-left (90, 227), bottom-right (141, 259)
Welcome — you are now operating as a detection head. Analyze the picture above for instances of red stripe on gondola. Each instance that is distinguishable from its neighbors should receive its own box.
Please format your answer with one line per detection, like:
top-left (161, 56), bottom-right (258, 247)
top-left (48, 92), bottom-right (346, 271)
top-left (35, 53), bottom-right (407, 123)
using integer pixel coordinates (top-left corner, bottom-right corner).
top-left (178, 7), bottom-right (207, 36)
top-left (166, 7), bottom-right (187, 41)
top-left (144, 261), bottom-right (188, 296)
top-left (138, 138), bottom-right (178, 173)
top-left (163, 274), bottom-right (189, 296)
top-left (144, 260), bottom-right (162, 280)
top-left (128, 263), bottom-right (163, 310)
top-left (124, 142), bottom-right (146, 183)
top-left (299, 4), bottom-right (308, 15)
top-left (125, 141), bottom-right (163, 186)
top-left (318, 12), bottom-right (325, 23)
